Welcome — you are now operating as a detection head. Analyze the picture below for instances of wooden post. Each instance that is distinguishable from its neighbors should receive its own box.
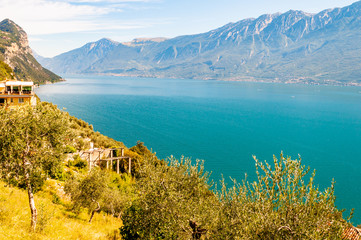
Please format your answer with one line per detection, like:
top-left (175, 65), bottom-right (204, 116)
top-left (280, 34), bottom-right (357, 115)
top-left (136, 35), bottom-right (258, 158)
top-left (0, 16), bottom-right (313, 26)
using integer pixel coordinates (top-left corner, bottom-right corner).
top-left (118, 148), bottom-right (124, 175)
top-left (117, 159), bottom-right (119, 174)
top-left (88, 153), bottom-right (92, 171)
top-left (110, 150), bottom-right (113, 170)
top-left (98, 151), bottom-right (101, 167)
top-left (128, 158), bottom-right (132, 174)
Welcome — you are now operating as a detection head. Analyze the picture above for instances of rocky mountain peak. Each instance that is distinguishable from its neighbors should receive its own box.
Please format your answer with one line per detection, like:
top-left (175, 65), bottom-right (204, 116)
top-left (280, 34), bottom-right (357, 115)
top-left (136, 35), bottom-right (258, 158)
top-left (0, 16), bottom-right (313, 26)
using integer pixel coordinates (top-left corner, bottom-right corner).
top-left (122, 37), bottom-right (168, 47)
top-left (0, 19), bottom-right (29, 51)
top-left (85, 38), bottom-right (119, 51)
top-left (36, 1), bottom-right (361, 85)
top-left (0, 19), bottom-right (61, 83)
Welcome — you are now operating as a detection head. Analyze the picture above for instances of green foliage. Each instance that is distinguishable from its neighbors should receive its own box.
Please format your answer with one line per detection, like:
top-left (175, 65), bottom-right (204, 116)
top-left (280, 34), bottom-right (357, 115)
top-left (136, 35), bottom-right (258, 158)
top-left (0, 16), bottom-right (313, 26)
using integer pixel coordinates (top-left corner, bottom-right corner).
top-left (0, 102), bottom-right (70, 189)
top-left (0, 94), bottom-right (351, 237)
top-left (17, 169), bottom-right (46, 193)
top-left (212, 153), bottom-right (348, 239)
top-left (121, 156), bottom-right (218, 239)
top-left (64, 169), bottom-right (134, 221)
top-left (129, 141), bottom-right (155, 160)
top-left (125, 141), bottom-right (159, 175)
top-left (0, 60), bottom-right (14, 79)
top-left (11, 54), bottom-right (62, 84)
top-left (66, 154), bottom-right (88, 174)
top-left (65, 169), bottom-right (107, 213)
top-left (0, 19), bottom-right (21, 42)
top-left (73, 155), bottom-right (87, 169)
top-left (121, 154), bottom-right (349, 239)
top-left (0, 102), bottom-right (71, 229)
top-left (65, 145), bottom-right (76, 153)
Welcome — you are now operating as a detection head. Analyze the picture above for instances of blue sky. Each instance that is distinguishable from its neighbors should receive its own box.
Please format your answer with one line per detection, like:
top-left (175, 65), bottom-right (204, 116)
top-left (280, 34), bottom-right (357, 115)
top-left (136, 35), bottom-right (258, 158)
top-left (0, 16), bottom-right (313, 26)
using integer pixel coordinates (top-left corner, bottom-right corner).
top-left (0, 0), bottom-right (357, 57)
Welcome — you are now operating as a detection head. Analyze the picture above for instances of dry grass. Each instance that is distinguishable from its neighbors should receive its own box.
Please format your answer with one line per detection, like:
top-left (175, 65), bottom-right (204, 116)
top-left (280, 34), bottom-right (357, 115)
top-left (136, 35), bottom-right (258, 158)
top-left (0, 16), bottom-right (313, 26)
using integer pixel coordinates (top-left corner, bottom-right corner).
top-left (0, 181), bottom-right (122, 239)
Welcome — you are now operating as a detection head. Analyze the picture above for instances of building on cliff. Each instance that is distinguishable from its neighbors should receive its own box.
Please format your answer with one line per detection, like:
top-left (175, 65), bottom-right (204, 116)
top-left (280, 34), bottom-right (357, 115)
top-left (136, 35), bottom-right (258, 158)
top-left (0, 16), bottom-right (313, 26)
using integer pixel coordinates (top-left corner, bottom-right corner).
top-left (0, 80), bottom-right (36, 110)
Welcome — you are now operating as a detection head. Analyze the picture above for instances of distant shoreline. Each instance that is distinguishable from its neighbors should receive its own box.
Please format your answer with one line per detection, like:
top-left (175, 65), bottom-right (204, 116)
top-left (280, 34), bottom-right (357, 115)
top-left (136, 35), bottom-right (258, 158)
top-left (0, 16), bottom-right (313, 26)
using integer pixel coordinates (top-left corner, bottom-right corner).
top-left (86, 72), bottom-right (361, 87)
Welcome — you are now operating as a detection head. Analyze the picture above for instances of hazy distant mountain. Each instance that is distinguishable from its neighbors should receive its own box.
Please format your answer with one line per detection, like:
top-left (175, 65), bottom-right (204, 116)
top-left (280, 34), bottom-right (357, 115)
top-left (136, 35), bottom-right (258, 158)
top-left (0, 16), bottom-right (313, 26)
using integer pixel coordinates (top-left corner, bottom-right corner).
top-left (39, 38), bottom-right (120, 74)
top-left (0, 19), bottom-right (62, 84)
top-left (38, 1), bottom-right (361, 84)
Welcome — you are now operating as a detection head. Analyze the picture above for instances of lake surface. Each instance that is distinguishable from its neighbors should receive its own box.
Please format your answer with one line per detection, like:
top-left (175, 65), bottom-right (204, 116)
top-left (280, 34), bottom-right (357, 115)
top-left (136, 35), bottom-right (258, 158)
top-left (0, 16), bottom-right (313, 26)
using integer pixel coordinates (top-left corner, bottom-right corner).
top-left (36, 75), bottom-right (361, 224)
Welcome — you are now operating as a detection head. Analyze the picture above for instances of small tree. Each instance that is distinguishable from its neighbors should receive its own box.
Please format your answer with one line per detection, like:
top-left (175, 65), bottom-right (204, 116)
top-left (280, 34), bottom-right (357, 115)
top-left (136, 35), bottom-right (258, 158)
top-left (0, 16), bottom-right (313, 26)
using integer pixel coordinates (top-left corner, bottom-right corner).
top-left (65, 169), bottom-right (132, 222)
top-left (0, 103), bottom-right (69, 230)
top-left (120, 156), bottom-right (219, 239)
top-left (65, 169), bottom-right (107, 222)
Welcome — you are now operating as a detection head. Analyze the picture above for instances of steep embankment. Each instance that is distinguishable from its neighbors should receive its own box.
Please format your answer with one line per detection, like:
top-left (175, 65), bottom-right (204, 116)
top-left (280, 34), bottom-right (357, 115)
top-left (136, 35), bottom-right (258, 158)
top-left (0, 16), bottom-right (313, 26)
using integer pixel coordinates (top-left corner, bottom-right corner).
top-left (0, 19), bottom-right (62, 84)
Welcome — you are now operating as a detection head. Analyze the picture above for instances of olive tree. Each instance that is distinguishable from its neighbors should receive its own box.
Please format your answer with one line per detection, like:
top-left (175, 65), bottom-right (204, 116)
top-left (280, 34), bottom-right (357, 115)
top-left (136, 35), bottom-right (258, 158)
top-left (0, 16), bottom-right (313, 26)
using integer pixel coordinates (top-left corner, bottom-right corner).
top-left (65, 169), bottom-right (107, 223)
top-left (120, 156), bottom-right (219, 240)
top-left (120, 154), bottom-right (349, 239)
top-left (0, 103), bottom-right (69, 230)
top-left (65, 169), bottom-right (133, 223)
top-left (213, 153), bottom-right (349, 239)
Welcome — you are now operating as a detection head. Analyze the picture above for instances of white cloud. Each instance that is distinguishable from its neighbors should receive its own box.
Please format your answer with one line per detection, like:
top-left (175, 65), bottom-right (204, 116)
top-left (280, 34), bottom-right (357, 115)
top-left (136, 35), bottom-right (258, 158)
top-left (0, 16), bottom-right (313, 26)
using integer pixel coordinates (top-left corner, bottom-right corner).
top-left (22, 20), bottom-right (151, 35)
top-left (0, 0), bottom-right (156, 35)
top-left (0, 0), bottom-right (169, 56)
top-left (0, 0), bottom-right (110, 21)
top-left (67, 0), bottom-right (159, 3)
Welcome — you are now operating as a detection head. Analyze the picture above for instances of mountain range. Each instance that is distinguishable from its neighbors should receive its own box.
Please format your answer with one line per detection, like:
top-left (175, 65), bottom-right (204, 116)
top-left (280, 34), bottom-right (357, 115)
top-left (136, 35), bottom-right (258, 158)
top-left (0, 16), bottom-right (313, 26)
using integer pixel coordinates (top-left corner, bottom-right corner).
top-left (38, 1), bottom-right (361, 85)
top-left (0, 19), bottom-right (62, 84)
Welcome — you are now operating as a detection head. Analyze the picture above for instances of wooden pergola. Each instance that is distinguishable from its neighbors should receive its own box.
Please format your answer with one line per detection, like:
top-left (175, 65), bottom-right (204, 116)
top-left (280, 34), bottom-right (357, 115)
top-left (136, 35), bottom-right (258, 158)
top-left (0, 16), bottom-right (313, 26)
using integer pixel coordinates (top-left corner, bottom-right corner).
top-left (81, 147), bottom-right (132, 174)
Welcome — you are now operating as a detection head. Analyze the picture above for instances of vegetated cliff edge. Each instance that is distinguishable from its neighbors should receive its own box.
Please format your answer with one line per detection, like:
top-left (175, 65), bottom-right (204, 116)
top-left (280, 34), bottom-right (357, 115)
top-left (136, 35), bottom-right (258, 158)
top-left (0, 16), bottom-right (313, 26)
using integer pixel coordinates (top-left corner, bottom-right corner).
top-left (0, 19), bottom-right (62, 84)
top-left (38, 1), bottom-right (361, 85)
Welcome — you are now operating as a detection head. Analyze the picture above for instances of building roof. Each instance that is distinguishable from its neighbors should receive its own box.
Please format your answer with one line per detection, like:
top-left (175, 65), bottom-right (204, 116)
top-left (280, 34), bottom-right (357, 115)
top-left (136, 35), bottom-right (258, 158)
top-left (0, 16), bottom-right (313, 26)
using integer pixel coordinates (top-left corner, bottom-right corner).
top-left (0, 83), bottom-right (5, 88)
top-left (5, 81), bottom-right (34, 86)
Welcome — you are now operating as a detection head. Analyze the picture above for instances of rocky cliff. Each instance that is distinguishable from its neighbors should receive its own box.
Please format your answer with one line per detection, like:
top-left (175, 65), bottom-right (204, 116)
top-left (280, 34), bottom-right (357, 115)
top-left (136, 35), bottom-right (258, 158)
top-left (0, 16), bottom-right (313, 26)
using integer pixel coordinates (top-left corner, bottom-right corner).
top-left (0, 19), bottom-right (62, 84)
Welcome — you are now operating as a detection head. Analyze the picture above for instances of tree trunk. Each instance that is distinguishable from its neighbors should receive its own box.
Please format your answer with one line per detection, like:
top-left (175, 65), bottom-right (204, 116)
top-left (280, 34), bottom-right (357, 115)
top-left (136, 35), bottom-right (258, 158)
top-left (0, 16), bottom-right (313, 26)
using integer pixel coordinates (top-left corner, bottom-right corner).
top-left (89, 200), bottom-right (101, 223)
top-left (25, 166), bottom-right (37, 231)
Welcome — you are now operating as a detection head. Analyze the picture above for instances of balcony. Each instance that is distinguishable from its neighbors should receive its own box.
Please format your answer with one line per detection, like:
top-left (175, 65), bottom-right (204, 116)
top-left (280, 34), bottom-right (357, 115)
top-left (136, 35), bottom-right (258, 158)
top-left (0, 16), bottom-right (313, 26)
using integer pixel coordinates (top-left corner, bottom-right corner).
top-left (22, 90), bottom-right (33, 95)
top-left (4, 88), bottom-right (33, 95)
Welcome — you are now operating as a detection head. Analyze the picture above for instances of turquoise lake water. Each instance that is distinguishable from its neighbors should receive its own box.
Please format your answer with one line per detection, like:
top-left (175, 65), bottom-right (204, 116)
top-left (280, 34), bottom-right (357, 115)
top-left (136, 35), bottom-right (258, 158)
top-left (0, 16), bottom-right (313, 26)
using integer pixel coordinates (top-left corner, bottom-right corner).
top-left (36, 75), bottom-right (361, 224)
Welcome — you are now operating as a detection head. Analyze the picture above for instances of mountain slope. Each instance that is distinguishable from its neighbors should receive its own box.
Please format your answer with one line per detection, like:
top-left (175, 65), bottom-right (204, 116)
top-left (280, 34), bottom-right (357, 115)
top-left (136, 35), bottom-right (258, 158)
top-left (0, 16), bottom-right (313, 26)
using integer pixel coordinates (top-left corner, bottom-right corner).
top-left (38, 1), bottom-right (361, 84)
top-left (0, 19), bottom-right (62, 84)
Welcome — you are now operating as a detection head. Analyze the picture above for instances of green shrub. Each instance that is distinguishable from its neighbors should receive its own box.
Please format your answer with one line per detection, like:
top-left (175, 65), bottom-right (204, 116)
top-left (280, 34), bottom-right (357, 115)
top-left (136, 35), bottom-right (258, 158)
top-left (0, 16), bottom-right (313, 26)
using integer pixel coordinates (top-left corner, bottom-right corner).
top-left (121, 156), bottom-right (218, 239)
top-left (121, 154), bottom-right (349, 239)
top-left (65, 145), bottom-right (76, 153)
top-left (76, 138), bottom-right (86, 150)
top-left (64, 169), bottom-right (135, 223)
top-left (69, 155), bottom-right (87, 170)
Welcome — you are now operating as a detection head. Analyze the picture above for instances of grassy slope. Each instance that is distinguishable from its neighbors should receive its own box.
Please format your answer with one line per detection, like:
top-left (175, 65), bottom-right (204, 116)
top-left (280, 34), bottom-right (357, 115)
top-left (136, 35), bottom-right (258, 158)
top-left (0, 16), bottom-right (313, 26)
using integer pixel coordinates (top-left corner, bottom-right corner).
top-left (0, 181), bottom-right (122, 239)
top-left (0, 102), bottom-right (144, 240)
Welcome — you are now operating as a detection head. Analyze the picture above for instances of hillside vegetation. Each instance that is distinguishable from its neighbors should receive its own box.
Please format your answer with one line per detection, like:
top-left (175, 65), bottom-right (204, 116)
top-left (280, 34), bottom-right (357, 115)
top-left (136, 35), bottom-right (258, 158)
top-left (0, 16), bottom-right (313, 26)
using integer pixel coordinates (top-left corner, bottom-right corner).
top-left (0, 101), bottom-right (354, 239)
top-left (0, 181), bottom-right (122, 240)
top-left (0, 60), bottom-right (14, 79)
